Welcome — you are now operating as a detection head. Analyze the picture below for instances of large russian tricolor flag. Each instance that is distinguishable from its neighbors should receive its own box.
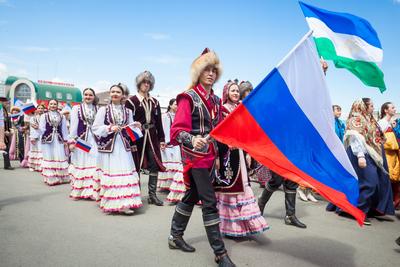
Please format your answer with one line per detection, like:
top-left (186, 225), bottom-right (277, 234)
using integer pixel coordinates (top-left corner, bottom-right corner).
top-left (211, 32), bottom-right (365, 225)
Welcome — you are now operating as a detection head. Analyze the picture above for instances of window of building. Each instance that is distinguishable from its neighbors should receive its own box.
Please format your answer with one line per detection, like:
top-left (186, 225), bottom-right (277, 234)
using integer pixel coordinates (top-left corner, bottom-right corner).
top-left (45, 91), bottom-right (52, 98)
top-left (56, 92), bottom-right (63, 99)
top-left (66, 93), bottom-right (72, 100)
top-left (15, 83), bottom-right (31, 103)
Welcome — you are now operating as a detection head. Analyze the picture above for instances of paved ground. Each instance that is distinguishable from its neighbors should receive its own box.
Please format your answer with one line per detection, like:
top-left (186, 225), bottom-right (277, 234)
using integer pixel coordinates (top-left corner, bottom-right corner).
top-left (0, 161), bottom-right (399, 267)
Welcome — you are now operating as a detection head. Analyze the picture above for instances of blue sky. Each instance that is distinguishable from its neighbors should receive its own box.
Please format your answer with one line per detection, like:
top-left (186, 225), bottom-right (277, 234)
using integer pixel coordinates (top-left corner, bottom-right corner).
top-left (0, 0), bottom-right (399, 114)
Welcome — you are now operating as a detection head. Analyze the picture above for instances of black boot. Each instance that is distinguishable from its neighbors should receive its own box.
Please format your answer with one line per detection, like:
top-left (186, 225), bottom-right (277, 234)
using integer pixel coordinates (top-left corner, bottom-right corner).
top-left (205, 224), bottom-right (236, 267)
top-left (169, 202), bottom-right (195, 252)
top-left (215, 253), bottom-right (236, 267)
top-left (258, 188), bottom-right (274, 215)
top-left (204, 214), bottom-right (235, 266)
top-left (3, 147), bottom-right (13, 170)
top-left (284, 191), bottom-right (307, 228)
top-left (148, 175), bottom-right (163, 206)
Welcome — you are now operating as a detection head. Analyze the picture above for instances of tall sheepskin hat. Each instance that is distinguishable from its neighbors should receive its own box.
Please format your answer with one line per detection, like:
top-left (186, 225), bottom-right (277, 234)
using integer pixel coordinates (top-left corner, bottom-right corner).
top-left (190, 48), bottom-right (222, 89)
top-left (135, 70), bottom-right (155, 91)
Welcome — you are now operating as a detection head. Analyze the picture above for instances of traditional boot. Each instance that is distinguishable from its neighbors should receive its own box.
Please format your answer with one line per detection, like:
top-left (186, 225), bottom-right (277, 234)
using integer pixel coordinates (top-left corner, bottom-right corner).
top-left (148, 175), bottom-right (163, 206)
top-left (306, 189), bottom-right (318, 203)
top-left (258, 187), bottom-right (274, 215)
top-left (204, 214), bottom-right (236, 267)
top-left (169, 202), bottom-right (195, 252)
top-left (297, 187), bottom-right (308, 202)
top-left (284, 190), bottom-right (307, 228)
top-left (215, 253), bottom-right (236, 267)
top-left (3, 150), bottom-right (14, 170)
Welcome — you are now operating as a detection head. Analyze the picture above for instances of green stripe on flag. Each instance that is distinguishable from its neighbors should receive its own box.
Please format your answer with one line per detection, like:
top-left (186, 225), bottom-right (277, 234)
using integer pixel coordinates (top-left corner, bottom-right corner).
top-left (314, 37), bottom-right (386, 93)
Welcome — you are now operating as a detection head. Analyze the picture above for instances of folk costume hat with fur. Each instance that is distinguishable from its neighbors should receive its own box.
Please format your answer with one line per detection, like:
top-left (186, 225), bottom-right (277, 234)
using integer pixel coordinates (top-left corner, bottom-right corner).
top-left (10, 106), bottom-right (21, 113)
top-left (136, 71), bottom-right (155, 91)
top-left (190, 48), bottom-right (222, 89)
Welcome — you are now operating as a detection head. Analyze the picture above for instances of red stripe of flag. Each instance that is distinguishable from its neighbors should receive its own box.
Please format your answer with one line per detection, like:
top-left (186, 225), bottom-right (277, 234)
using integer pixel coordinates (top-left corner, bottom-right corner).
top-left (75, 139), bottom-right (91, 153)
top-left (23, 105), bottom-right (36, 115)
top-left (126, 126), bottom-right (141, 142)
top-left (211, 104), bottom-right (365, 226)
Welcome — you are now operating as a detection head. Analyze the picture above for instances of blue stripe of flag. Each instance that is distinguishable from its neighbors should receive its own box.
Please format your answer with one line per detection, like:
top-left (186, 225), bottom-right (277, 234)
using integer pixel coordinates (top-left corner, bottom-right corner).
top-left (299, 1), bottom-right (382, 49)
top-left (76, 139), bottom-right (91, 152)
top-left (243, 68), bottom-right (359, 205)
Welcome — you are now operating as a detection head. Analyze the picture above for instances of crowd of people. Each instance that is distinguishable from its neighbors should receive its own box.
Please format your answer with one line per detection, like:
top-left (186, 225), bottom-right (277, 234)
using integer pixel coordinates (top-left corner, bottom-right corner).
top-left (0, 48), bottom-right (399, 266)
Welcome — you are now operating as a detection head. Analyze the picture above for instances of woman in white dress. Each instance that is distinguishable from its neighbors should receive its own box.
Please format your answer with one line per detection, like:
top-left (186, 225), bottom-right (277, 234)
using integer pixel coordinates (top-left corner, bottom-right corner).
top-left (158, 98), bottom-right (185, 203)
top-left (68, 88), bottom-right (99, 200)
top-left (39, 99), bottom-right (70, 186)
top-left (92, 84), bottom-right (142, 215)
top-left (28, 104), bottom-right (45, 172)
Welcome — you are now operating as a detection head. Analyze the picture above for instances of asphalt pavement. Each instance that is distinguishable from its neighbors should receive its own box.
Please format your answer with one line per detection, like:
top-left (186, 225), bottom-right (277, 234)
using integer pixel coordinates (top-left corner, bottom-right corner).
top-left (0, 162), bottom-right (399, 267)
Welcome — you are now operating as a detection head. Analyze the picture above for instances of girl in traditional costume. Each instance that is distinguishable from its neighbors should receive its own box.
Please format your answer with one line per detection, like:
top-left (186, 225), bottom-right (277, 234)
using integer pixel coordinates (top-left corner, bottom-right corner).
top-left (68, 88), bottom-right (100, 200)
top-left (214, 81), bottom-right (269, 237)
top-left (39, 99), bottom-right (70, 186)
top-left (92, 84), bottom-right (142, 214)
top-left (378, 102), bottom-right (400, 210)
top-left (158, 98), bottom-right (185, 203)
top-left (28, 104), bottom-right (45, 172)
top-left (344, 98), bottom-right (394, 225)
top-left (9, 106), bottom-right (27, 162)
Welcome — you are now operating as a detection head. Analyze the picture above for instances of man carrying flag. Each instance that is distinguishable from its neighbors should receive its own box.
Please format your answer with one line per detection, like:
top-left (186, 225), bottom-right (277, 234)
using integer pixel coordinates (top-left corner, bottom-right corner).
top-left (167, 48), bottom-right (236, 267)
top-left (211, 32), bottom-right (366, 226)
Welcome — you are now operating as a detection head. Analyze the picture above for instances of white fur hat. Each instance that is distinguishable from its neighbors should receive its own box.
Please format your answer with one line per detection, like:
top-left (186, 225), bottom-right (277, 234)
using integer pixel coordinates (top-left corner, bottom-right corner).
top-left (190, 48), bottom-right (222, 89)
top-left (135, 70), bottom-right (155, 91)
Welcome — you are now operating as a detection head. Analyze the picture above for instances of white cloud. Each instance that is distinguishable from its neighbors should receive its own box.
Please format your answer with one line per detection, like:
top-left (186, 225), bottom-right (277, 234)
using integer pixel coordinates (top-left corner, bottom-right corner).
top-left (92, 80), bottom-right (112, 92)
top-left (51, 77), bottom-right (66, 83)
top-left (0, 0), bottom-right (15, 7)
top-left (393, 0), bottom-right (400, 3)
top-left (10, 46), bottom-right (50, 53)
top-left (14, 68), bottom-right (30, 77)
top-left (0, 63), bottom-right (30, 81)
top-left (76, 80), bottom-right (112, 92)
top-left (144, 33), bottom-right (171, 40)
top-left (0, 53), bottom-right (31, 66)
top-left (53, 46), bottom-right (92, 52)
top-left (0, 63), bottom-right (8, 80)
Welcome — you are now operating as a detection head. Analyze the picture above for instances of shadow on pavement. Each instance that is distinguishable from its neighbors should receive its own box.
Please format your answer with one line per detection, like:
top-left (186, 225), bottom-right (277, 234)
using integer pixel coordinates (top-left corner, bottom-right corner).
top-left (184, 233), bottom-right (355, 266)
top-left (0, 192), bottom-right (58, 210)
top-left (249, 236), bottom-right (356, 267)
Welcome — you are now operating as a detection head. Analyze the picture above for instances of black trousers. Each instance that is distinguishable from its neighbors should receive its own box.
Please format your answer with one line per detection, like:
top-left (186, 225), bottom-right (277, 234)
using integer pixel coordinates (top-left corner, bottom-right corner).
top-left (145, 147), bottom-right (159, 175)
top-left (171, 168), bottom-right (226, 256)
top-left (3, 141), bottom-right (11, 168)
top-left (172, 168), bottom-right (220, 231)
top-left (181, 168), bottom-right (218, 217)
top-left (266, 171), bottom-right (298, 192)
top-left (17, 133), bottom-right (25, 162)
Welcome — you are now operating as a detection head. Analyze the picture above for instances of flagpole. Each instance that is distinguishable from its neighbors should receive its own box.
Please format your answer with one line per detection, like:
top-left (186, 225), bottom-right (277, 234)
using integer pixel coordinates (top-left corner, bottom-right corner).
top-left (276, 30), bottom-right (313, 68)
